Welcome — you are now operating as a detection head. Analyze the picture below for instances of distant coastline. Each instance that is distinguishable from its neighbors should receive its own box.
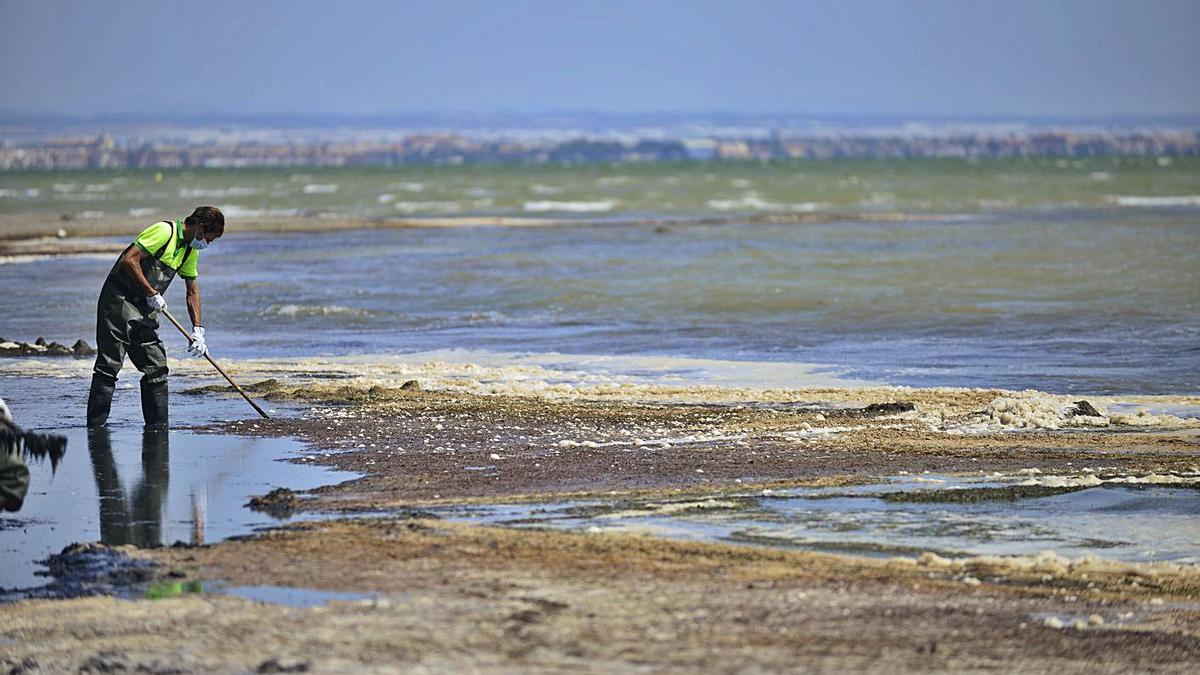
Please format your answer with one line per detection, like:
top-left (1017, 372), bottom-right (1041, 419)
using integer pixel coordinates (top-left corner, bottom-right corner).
top-left (3, 130), bottom-right (1197, 171)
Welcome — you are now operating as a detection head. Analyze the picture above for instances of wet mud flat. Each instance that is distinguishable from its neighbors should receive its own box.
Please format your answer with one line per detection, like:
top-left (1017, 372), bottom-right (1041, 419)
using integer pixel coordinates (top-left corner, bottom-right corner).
top-left (5, 381), bottom-right (1200, 672)
top-left (202, 383), bottom-right (1200, 511)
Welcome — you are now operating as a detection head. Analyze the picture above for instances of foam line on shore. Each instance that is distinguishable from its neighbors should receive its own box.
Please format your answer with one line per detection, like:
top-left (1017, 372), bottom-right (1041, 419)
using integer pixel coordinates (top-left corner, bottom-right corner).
top-left (3, 349), bottom-right (1197, 431)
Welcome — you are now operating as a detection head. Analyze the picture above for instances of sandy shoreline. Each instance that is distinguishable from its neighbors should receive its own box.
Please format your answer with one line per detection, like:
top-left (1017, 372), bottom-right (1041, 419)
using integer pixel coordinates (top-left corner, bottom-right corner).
top-left (3, 362), bottom-right (1200, 671)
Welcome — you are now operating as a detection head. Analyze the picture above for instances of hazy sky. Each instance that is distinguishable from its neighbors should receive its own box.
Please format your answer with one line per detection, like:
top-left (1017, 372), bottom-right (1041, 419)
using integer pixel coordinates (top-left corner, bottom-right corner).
top-left (1, 0), bottom-right (1197, 117)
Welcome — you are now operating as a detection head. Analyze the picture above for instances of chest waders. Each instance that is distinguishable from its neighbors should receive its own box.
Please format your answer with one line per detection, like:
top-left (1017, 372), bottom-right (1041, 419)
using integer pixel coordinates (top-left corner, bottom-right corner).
top-left (87, 231), bottom-right (193, 428)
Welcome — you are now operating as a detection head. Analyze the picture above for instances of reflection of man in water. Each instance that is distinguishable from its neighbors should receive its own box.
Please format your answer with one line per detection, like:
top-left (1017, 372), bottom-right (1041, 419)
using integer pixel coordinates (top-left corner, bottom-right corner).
top-left (87, 428), bottom-right (169, 547)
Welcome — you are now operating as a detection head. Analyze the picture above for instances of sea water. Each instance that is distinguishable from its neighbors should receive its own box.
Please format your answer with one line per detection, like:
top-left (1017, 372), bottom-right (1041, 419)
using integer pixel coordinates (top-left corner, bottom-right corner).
top-left (2, 164), bottom-right (1199, 393)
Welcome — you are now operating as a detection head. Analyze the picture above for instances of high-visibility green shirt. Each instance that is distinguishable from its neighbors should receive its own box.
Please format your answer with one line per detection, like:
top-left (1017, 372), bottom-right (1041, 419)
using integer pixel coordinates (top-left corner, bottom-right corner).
top-left (133, 219), bottom-right (198, 280)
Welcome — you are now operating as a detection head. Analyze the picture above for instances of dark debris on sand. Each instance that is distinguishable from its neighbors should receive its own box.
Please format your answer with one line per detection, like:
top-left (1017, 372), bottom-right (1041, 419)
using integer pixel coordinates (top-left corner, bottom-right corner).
top-left (0, 542), bottom-right (158, 602)
top-left (247, 488), bottom-right (303, 519)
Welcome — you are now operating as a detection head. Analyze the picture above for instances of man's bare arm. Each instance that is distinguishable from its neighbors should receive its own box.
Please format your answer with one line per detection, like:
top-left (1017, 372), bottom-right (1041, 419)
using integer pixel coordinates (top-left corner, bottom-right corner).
top-left (185, 278), bottom-right (202, 327)
top-left (120, 247), bottom-right (158, 297)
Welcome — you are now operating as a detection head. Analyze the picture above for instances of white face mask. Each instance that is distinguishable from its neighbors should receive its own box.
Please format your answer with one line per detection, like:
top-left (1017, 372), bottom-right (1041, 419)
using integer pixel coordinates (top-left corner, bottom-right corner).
top-left (191, 230), bottom-right (209, 250)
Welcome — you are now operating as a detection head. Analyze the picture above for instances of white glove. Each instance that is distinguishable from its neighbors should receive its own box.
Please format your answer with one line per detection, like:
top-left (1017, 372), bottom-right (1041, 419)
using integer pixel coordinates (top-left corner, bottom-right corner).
top-left (146, 293), bottom-right (167, 313)
top-left (187, 326), bottom-right (208, 358)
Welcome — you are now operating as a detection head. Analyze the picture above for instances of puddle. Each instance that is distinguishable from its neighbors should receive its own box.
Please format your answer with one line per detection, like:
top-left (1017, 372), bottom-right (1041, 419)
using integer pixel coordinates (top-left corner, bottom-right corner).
top-left (210, 584), bottom-right (375, 607)
top-left (143, 578), bottom-right (376, 607)
top-left (445, 475), bottom-right (1200, 563)
top-left (0, 375), bottom-right (361, 592)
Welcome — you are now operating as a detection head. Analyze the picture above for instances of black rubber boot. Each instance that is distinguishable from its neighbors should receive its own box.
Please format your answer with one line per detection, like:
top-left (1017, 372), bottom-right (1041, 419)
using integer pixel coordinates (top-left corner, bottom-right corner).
top-left (140, 380), bottom-right (169, 429)
top-left (87, 375), bottom-right (116, 428)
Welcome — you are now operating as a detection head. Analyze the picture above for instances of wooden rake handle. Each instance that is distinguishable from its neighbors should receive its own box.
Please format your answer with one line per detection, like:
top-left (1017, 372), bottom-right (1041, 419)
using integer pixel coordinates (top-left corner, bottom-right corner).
top-left (161, 308), bottom-right (270, 419)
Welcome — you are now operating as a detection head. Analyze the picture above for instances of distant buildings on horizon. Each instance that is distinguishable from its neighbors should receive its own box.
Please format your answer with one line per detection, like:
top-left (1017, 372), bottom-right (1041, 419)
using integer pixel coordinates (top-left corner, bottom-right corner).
top-left (2, 129), bottom-right (1198, 171)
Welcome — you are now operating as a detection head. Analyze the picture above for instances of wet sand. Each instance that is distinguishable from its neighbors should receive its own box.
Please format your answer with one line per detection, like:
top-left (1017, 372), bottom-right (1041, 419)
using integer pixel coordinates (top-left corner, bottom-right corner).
top-left (4, 374), bottom-right (1200, 672)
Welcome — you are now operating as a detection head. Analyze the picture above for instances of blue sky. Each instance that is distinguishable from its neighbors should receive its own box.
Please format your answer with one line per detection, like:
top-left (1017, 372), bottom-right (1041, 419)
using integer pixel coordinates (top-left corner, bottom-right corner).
top-left (1, 0), bottom-right (1197, 117)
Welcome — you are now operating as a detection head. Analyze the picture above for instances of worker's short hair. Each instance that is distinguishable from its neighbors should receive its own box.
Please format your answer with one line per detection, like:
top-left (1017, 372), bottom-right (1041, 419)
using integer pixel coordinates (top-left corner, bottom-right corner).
top-left (186, 206), bottom-right (225, 237)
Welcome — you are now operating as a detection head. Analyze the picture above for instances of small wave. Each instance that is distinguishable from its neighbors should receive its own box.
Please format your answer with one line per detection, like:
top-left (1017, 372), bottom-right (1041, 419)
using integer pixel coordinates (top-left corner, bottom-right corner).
top-left (529, 183), bottom-right (564, 195)
top-left (524, 200), bottom-right (615, 213)
top-left (302, 184), bottom-right (339, 194)
top-left (0, 188), bottom-right (39, 198)
top-left (392, 182), bottom-right (425, 193)
top-left (707, 192), bottom-right (823, 212)
top-left (79, 210), bottom-right (106, 218)
top-left (52, 183), bottom-right (78, 193)
top-left (129, 207), bottom-right (158, 217)
top-left (221, 206), bottom-right (305, 218)
top-left (393, 201), bottom-right (463, 213)
top-left (377, 193), bottom-right (396, 204)
top-left (1110, 195), bottom-right (1200, 207)
top-left (263, 304), bottom-right (373, 318)
top-left (178, 186), bottom-right (260, 199)
top-left (83, 184), bottom-right (111, 193)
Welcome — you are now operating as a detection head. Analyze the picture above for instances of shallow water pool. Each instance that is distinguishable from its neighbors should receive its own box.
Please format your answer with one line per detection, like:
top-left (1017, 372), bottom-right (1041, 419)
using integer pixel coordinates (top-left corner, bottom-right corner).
top-left (447, 475), bottom-right (1200, 563)
top-left (0, 375), bottom-right (360, 591)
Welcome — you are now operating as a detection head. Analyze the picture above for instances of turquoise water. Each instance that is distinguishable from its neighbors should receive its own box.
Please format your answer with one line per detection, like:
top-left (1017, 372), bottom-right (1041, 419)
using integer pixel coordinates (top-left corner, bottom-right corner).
top-left (1, 157), bottom-right (1198, 219)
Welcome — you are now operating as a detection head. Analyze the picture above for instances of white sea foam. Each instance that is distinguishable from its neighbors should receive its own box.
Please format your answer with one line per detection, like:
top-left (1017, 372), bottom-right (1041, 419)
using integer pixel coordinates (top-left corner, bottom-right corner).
top-left (79, 211), bottom-right (105, 218)
top-left (1018, 473), bottom-right (1200, 488)
top-left (256, 349), bottom-right (869, 404)
top-left (129, 207), bottom-right (158, 217)
top-left (971, 391), bottom-right (1199, 431)
top-left (524, 200), bottom-right (615, 213)
top-left (83, 184), bottom-right (111, 193)
top-left (529, 184), bottom-right (563, 195)
top-left (1110, 195), bottom-right (1200, 207)
top-left (302, 184), bottom-right (339, 194)
top-left (393, 182), bottom-right (426, 193)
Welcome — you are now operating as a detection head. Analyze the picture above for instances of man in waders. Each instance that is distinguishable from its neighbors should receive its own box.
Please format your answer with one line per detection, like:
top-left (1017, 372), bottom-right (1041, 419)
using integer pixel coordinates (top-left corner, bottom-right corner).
top-left (86, 206), bottom-right (224, 428)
